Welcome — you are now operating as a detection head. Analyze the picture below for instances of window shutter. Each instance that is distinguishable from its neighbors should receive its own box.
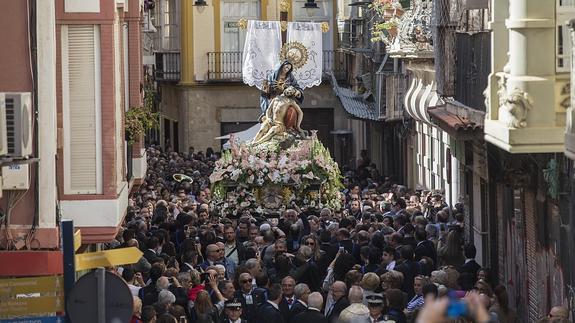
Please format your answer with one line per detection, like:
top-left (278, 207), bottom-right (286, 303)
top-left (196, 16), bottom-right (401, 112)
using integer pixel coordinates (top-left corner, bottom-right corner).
top-left (63, 25), bottom-right (101, 194)
top-left (557, 3), bottom-right (575, 72)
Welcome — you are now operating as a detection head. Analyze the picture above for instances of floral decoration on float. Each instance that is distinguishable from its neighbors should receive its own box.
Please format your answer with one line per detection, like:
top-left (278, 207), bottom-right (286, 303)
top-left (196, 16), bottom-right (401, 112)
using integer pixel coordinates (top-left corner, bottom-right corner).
top-left (209, 131), bottom-right (343, 217)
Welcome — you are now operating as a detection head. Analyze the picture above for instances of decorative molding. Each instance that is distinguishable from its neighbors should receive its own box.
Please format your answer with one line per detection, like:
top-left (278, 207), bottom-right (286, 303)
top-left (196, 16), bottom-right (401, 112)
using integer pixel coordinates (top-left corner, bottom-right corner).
top-left (496, 72), bottom-right (533, 129)
top-left (387, 0), bottom-right (434, 56)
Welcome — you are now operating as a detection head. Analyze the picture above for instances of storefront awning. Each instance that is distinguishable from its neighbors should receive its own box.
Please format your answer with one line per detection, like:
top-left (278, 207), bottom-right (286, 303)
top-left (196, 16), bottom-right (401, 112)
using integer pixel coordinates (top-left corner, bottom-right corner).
top-left (330, 73), bottom-right (379, 121)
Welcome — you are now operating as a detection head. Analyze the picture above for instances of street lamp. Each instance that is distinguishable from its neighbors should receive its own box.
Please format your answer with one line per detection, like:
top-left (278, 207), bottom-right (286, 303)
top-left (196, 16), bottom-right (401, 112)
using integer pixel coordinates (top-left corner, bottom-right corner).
top-left (303, 0), bottom-right (319, 17)
top-left (193, 0), bottom-right (207, 7)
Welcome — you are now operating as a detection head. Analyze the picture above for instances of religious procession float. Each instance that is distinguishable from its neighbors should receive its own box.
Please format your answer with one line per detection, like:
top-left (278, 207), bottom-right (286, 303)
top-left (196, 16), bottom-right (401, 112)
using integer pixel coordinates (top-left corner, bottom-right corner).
top-left (209, 20), bottom-right (343, 216)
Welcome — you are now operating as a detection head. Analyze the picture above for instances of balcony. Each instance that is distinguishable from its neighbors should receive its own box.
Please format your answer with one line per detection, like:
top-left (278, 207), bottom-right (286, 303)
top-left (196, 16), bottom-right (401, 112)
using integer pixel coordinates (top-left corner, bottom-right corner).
top-left (155, 51), bottom-right (180, 82)
top-left (340, 18), bottom-right (363, 51)
top-left (206, 50), bottom-right (348, 82)
top-left (484, 2), bottom-right (564, 153)
top-left (384, 73), bottom-right (408, 121)
top-left (454, 32), bottom-right (490, 111)
top-left (207, 51), bottom-right (243, 81)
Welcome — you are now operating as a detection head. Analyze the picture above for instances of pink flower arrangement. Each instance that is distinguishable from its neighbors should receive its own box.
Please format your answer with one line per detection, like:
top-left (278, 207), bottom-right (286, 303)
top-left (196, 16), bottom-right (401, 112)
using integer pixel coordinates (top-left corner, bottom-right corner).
top-left (210, 136), bottom-right (344, 213)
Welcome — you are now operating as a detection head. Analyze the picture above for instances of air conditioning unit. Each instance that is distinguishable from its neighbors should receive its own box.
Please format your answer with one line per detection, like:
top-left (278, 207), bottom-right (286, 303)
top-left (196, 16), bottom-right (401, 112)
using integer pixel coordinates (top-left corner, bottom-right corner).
top-left (2, 164), bottom-right (29, 190)
top-left (3, 92), bottom-right (32, 158)
top-left (0, 94), bottom-right (8, 156)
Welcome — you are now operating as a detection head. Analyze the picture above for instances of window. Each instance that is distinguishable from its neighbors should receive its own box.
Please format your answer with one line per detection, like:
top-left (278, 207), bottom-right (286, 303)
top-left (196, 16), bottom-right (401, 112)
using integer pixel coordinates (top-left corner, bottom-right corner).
top-left (61, 25), bottom-right (102, 194)
top-left (557, 0), bottom-right (575, 72)
top-left (293, 0), bottom-right (334, 50)
top-left (221, 0), bottom-right (260, 51)
top-left (162, 0), bottom-right (179, 50)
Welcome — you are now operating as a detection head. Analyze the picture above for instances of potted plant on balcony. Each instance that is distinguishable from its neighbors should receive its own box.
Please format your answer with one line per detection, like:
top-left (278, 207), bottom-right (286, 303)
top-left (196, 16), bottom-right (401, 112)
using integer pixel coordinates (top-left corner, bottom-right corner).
top-left (370, 0), bottom-right (404, 43)
top-left (125, 88), bottom-right (159, 144)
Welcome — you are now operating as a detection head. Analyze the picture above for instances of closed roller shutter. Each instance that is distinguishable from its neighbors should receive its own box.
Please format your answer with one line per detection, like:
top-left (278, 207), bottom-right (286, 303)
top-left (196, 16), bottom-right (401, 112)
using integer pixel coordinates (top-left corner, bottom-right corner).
top-left (62, 25), bottom-right (102, 194)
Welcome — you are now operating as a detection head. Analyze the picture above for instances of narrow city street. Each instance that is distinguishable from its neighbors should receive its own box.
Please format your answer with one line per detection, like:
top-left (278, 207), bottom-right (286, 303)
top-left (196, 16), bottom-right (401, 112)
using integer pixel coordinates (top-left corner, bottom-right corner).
top-left (0, 0), bottom-right (574, 322)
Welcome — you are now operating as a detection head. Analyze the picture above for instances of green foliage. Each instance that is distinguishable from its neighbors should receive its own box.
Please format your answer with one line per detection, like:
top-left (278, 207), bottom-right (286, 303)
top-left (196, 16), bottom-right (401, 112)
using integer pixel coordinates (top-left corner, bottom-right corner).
top-left (125, 88), bottom-right (159, 144)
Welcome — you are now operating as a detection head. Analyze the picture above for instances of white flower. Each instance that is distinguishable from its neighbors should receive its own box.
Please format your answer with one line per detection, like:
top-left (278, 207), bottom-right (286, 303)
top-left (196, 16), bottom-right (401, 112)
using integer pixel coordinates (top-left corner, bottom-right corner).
top-left (302, 171), bottom-right (315, 180)
top-left (270, 170), bottom-right (281, 183)
top-left (278, 155), bottom-right (289, 168)
top-left (230, 168), bottom-right (242, 181)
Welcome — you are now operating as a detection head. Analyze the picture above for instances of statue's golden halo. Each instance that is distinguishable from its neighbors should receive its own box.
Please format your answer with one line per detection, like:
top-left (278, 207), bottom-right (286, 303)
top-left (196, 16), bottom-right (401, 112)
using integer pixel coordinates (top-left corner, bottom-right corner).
top-left (279, 41), bottom-right (309, 69)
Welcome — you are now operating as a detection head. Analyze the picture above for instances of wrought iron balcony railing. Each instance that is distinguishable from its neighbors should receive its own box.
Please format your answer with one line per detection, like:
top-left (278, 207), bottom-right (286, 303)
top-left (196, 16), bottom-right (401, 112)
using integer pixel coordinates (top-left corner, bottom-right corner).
top-left (206, 50), bottom-right (348, 82)
top-left (155, 51), bottom-right (180, 82)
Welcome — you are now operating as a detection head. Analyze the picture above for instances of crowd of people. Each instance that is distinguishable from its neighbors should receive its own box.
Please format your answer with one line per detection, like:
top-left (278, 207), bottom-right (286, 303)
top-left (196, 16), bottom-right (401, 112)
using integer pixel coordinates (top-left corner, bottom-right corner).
top-left (112, 146), bottom-right (570, 323)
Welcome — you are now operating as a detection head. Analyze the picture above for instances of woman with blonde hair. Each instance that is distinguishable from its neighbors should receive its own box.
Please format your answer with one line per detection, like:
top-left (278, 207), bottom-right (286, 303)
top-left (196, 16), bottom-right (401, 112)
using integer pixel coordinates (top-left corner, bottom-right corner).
top-left (360, 272), bottom-right (380, 305)
top-left (380, 270), bottom-right (404, 291)
top-left (190, 290), bottom-right (218, 323)
top-left (301, 234), bottom-right (324, 263)
top-left (130, 296), bottom-right (143, 323)
top-left (437, 229), bottom-right (465, 268)
top-left (405, 275), bottom-right (430, 312)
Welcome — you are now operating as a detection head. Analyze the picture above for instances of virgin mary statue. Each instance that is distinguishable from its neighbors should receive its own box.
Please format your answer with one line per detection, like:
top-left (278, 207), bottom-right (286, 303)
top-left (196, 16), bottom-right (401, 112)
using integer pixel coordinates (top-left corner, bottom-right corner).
top-left (253, 61), bottom-right (306, 145)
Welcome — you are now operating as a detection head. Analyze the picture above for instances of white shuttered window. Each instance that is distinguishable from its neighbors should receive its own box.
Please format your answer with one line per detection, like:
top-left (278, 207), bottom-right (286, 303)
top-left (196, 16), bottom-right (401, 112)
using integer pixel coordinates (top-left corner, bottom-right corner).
top-left (62, 25), bottom-right (102, 194)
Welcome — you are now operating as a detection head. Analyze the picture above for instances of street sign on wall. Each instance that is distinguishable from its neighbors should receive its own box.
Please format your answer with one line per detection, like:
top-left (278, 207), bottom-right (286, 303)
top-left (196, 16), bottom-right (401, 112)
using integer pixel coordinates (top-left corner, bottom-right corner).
top-left (0, 296), bottom-right (64, 318)
top-left (0, 276), bottom-right (62, 297)
top-left (0, 275), bottom-right (64, 319)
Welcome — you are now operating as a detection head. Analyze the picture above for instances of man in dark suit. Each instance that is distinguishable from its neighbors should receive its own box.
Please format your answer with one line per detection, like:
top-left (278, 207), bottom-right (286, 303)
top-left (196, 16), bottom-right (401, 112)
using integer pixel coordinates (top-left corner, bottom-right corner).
top-left (139, 265), bottom-right (163, 306)
top-left (179, 250), bottom-right (199, 273)
top-left (414, 226), bottom-right (437, 267)
top-left (325, 281), bottom-right (349, 323)
top-left (143, 236), bottom-right (161, 264)
top-left (461, 244), bottom-right (481, 282)
top-left (336, 229), bottom-right (354, 254)
top-left (256, 283), bottom-right (285, 323)
top-left (394, 245), bottom-right (421, 299)
top-left (289, 283), bottom-right (310, 322)
top-left (318, 230), bottom-right (337, 273)
top-left (235, 272), bottom-right (266, 322)
top-left (401, 223), bottom-right (418, 251)
top-left (278, 276), bottom-right (296, 321)
top-left (220, 298), bottom-right (249, 323)
top-left (290, 247), bottom-right (322, 292)
top-left (292, 292), bottom-right (327, 323)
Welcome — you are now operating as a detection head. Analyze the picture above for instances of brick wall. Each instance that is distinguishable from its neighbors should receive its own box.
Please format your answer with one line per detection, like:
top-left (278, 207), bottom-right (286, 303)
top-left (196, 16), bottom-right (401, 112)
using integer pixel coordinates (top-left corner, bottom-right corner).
top-left (100, 22), bottom-right (119, 197)
top-left (55, 0), bottom-right (122, 200)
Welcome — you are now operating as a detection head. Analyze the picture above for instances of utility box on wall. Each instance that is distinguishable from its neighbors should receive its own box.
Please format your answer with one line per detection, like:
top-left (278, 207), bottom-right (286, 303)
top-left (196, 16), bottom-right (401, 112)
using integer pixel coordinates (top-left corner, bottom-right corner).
top-left (2, 164), bottom-right (29, 190)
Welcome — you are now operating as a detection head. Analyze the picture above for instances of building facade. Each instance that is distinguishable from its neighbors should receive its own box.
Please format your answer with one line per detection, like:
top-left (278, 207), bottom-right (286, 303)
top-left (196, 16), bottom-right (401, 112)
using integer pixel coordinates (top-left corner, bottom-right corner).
top-left (149, 0), bottom-right (384, 169)
top-left (483, 0), bottom-right (574, 320)
top-left (0, 0), bottom-right (145, 274)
